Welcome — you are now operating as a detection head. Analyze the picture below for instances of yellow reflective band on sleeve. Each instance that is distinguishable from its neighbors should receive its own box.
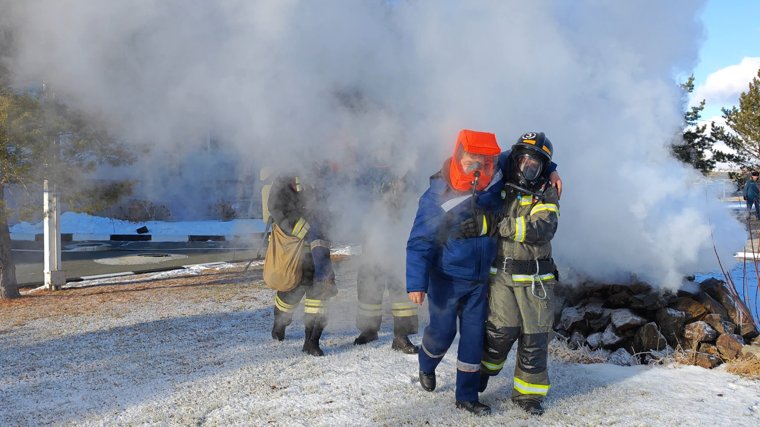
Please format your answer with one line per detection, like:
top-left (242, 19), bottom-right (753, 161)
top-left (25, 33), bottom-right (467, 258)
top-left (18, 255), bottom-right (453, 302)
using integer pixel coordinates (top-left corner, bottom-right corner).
top-left (481, 360), bottom-right (505, 372)
top-left (513, 377), bottom-right (550, 395)
top-left (512, 273), bottom-right (555, 283)
top-left (275, 295), bottom-right (297, 313)
top-left (530, 203), bottom-right (559, 216)
top-left (304, 298), bottom-right (325, 314)
top-left (520, 195), bottom-right (534, 206)
top-left (514, 216), bottom-right (526, 242)
top-left (292, 218), bottom-right (310, 239)
top-left (481, 216), bottom-right (488, 236)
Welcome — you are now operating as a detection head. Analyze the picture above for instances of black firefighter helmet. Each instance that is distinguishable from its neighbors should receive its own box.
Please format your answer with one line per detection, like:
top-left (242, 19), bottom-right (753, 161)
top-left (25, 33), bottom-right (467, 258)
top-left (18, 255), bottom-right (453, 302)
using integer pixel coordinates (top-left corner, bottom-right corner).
top-left (508, 132), bottom-right (553, 191)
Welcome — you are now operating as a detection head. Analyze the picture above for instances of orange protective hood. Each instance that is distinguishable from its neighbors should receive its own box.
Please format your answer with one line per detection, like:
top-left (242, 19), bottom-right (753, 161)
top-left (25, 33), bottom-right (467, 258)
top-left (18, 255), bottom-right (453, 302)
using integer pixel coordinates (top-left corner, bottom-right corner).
top-left (448, 129), bottom-right (501, 192)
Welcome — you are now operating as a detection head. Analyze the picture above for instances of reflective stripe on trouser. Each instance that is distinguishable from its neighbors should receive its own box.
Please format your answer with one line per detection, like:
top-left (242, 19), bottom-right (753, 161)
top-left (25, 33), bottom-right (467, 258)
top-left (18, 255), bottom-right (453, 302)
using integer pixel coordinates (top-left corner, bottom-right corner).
top-left (419, 277), bottom-right (488, 402)
top-left (481, 325), bottom-right (520, 375)
top-left (274, 257), bottom-right (326, 329)
top-left (512, 333), bottom-right (550, 400)
top-left (484, 271), bottom-right (554, 401)
top-left (356, 263), bottom-right (418, 335)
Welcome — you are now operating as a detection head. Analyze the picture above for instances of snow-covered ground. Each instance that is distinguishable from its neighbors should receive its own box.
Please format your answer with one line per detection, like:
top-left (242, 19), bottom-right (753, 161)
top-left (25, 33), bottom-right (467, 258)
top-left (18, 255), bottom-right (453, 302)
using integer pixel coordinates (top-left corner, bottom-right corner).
top-left (10, 212), bottom-right (266, 237)
top-left (1, 260), bottom-right (759, 426)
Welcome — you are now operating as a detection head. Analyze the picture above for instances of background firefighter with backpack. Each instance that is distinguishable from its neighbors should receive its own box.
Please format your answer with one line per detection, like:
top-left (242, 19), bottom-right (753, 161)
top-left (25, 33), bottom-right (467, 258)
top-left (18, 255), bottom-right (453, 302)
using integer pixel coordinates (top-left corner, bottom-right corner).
top-left (479, 132), bottom-right (560, 416)
top-left (266, 174), bottom-right (337, 357)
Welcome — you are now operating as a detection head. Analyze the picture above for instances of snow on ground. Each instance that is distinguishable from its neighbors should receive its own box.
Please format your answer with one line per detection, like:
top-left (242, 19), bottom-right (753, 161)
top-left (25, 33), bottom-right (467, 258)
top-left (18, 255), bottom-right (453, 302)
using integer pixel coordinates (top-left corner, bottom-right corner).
top-left (2, 259), bottom-right (759, 426)
top-left (10, 212), bottom-right (266, 236)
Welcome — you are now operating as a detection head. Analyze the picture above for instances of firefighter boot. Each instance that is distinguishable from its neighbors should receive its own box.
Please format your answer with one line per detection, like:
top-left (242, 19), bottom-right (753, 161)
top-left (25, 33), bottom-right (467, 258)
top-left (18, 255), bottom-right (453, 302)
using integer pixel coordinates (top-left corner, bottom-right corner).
top-left (391, 335), bottom-right (419, 354)
top-left (455, 400), bottom-right (492, 416)
top-left (514, 398), bottom-right (545, 416)
top-left (419, 370), bottom-right (436, 392)
top-left (353, 330), bottom-right (379, 345)
top-left (302, 325), bottom-right (325, 357)
top-left (271, 307), bottom-right (287, 341)
top-left (478, 373), bottom-right (490, 393)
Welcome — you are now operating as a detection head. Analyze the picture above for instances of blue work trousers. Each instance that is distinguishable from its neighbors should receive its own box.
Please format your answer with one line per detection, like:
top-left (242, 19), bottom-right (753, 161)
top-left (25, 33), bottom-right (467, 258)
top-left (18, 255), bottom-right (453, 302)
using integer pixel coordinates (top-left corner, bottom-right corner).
top-left (418, 277), bottom-right (488, 402)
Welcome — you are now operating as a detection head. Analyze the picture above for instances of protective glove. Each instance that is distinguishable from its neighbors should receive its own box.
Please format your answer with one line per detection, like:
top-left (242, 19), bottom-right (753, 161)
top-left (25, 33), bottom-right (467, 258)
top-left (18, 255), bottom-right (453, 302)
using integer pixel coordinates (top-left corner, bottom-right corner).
top-left (458, 213), bottom-right (494, 238)
top-left (291, 217), bottom-right (310, 239)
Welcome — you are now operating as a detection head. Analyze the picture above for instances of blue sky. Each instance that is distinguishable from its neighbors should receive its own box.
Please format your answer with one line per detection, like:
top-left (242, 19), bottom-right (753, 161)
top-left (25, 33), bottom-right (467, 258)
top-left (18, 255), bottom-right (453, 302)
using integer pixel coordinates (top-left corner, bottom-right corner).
top-left (692, 0), bottom-right (760, 118)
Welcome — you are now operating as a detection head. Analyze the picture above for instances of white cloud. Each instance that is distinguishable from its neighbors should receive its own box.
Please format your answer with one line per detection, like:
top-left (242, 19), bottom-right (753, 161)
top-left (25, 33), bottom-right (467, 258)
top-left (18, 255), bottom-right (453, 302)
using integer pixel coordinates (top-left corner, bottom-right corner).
top-left (692, 57), bottom-right (760, 107)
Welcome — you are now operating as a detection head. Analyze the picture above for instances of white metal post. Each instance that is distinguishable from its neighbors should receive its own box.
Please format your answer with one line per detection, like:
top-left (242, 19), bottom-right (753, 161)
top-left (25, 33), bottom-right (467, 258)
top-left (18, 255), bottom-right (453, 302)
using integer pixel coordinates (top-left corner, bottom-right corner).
top-left (43, 179), bottom-right (65, 290)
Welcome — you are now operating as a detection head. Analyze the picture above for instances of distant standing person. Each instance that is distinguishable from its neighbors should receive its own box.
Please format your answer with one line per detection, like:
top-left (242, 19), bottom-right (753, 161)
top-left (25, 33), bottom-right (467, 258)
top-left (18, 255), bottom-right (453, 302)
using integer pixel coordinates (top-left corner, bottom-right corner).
top-left (744, 171), bottom-right (760, 220)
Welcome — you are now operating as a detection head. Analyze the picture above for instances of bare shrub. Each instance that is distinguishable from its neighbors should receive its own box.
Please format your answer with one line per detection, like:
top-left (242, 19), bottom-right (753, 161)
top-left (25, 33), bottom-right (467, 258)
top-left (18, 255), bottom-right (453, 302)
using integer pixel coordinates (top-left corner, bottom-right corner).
top-left (725, 357), bottom-right (760, 380)
top-left (112, 199), bottom-right (171, 222)
top-left (210, 199), bottom-right (236, 221)
top-left (549, 336), bottom-right (609, 364)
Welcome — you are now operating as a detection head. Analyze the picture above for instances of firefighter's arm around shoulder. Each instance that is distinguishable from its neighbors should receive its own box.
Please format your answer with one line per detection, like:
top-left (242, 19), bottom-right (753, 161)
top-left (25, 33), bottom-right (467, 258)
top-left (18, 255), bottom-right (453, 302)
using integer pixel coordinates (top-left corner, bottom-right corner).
top-left (498, 186), bottom-right (559, 244)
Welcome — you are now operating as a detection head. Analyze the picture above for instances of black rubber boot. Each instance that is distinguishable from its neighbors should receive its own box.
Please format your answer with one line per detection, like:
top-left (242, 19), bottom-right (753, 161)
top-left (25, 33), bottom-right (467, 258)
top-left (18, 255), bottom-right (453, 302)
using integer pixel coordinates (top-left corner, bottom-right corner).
top-left (455, 400), bottom-right (492, 416)
top-left (391, 335), bottom-right (419, 354)
top-left (302, 325), bottom-right (325, 357)
top-left (353, 331), bottom-right (379, 345)
top-left (419, 370), bottom-right (436, 392)
top-left (478, 373), bottom-right (490, 393)
top-left (514, 399), bottom-right (545, 416)
top-left (271, 307), bottom-right (287, 341)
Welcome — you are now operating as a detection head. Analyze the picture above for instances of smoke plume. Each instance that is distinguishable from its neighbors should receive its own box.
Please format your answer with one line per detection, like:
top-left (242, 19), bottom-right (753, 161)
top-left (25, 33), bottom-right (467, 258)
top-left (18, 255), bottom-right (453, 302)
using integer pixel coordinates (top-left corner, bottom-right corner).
top-left (0, 0), bottom-right (744, 289)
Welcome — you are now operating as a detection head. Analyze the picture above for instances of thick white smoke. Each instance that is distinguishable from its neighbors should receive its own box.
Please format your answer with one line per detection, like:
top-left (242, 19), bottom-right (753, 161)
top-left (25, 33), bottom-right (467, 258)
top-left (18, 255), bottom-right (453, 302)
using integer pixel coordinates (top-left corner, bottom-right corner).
top-left (0, 0), bottom-right (745, 289)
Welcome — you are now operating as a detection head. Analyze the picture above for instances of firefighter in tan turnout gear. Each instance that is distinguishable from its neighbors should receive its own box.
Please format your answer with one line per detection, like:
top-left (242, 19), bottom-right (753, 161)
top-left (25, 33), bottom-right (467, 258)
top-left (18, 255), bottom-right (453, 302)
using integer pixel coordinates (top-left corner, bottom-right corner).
top-left (479, 132), bottom-right (559, 416)
top-left (269, 174), bottom-right (337, 356)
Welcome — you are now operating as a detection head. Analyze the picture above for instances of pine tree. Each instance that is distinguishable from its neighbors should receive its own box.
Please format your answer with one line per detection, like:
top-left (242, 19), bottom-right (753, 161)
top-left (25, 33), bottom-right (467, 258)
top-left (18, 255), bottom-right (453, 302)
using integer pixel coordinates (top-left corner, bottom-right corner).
top-left (671, 75), bottom-right (716, 175)
top-left (1, 40), bottom-right (135, 299)
top-left (712, 68), bottom-right (760, 184)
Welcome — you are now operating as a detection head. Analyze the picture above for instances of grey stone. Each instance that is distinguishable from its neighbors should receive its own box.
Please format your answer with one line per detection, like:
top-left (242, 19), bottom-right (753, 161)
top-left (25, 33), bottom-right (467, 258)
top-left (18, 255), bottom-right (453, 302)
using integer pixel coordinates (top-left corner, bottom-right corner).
top-left (655, 307), bottom-right (686, 347)
top-left (632, 322), bottom-right (667, 354)
top-left (608, 348), bottom-right (635, 366)
top-left (683, 321), bottom-right (717, 347)
top-left (610, 309), bottom-right (647, 332)
top-left (586, 332), bottom-right (603, 349)
top-left (668, 297), bottom-right (707, 323)
top-left (702, 313), bottom-right (736, 335)
top-left (560, 306), bottom-right (585, 331)
top-left (602, 323), bottom-right (626, 347)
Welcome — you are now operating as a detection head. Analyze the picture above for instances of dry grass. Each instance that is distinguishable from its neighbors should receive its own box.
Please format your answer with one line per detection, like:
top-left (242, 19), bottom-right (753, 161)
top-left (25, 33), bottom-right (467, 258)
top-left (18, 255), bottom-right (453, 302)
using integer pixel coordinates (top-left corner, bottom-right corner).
top-left (549, 336), bottom-right (609, 364)
top-left (725, 357), bottom-right (760, 380)
top-left (0, 265), bottom-right (267, 328)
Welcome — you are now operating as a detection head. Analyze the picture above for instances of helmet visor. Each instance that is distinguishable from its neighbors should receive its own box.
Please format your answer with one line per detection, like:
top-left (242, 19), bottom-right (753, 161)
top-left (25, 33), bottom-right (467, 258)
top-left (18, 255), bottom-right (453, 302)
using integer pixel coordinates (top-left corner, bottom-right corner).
top-left (517, 154), bottom-right (543, 181)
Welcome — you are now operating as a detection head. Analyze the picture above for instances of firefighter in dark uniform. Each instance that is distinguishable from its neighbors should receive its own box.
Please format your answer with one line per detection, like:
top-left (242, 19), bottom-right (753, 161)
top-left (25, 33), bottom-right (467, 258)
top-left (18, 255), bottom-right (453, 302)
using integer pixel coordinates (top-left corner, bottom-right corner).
top-left (479, 132), bottom-right (560, 416)
top-left (353, 165), bottom-right (419, 354)
top-left (269, 174), bottom-right (337, 356)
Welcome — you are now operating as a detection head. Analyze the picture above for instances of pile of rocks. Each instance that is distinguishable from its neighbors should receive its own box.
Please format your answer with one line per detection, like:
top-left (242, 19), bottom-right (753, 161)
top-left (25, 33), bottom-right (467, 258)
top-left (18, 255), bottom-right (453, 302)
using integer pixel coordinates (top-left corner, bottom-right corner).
top-left (554, 278), bottom-right (760, 368)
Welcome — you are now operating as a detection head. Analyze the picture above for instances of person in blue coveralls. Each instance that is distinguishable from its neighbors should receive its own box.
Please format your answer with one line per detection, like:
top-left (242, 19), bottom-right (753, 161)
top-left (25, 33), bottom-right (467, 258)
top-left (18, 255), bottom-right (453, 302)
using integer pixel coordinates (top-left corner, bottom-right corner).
top-left (406, 129), bottom-right (503, 416)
